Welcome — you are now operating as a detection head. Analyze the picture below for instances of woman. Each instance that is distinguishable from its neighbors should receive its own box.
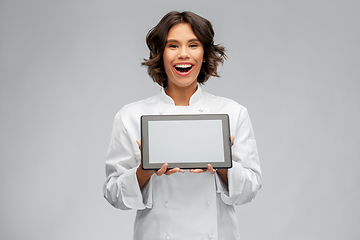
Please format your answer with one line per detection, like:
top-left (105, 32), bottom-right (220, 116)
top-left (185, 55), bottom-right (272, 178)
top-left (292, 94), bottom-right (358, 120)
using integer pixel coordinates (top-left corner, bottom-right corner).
top-left (103, 11), bottom-right (262, 240)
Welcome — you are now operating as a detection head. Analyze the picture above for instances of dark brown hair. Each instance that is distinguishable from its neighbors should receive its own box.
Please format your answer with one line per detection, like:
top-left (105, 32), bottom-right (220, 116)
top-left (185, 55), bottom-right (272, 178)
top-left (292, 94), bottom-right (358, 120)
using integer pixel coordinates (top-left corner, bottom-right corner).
top-left (141, 11), bottom-right (226, 88)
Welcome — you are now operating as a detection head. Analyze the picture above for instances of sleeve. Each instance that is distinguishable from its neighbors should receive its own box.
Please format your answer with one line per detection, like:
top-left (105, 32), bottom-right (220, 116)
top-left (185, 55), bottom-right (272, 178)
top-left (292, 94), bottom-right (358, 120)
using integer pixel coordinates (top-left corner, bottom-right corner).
top-left (217, 107), bottom-right (262, 205)
top-left (103, 112), bottom-right (153, 210)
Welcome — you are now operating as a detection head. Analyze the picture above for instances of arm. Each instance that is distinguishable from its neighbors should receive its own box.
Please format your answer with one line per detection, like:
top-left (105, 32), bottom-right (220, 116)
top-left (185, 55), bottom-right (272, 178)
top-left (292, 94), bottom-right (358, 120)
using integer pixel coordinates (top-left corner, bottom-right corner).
top-left (216, 169), bottom-right (228, 186)
top-left (103, 112), bottom-right (150, 210)
top-left (103, 114), bottom-right (184, 210)
top-left (220, 107), bottom-right (262, 205)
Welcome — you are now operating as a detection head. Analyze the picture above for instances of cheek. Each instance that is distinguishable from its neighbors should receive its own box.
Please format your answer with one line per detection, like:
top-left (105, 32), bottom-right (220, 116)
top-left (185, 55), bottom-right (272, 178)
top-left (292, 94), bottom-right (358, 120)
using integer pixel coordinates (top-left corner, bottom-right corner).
top-left (163, 52), bottom-right (173, 68)
top-left (162, 54), bottom-right (173, 77)
top-left (194, 50), bottom-right (204, 63)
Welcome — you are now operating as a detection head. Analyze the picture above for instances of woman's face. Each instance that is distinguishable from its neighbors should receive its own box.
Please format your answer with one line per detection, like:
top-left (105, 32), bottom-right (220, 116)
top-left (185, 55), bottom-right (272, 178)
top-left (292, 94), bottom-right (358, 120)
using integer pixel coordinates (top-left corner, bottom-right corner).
top-left (163, 23), bottom-right (204, 89)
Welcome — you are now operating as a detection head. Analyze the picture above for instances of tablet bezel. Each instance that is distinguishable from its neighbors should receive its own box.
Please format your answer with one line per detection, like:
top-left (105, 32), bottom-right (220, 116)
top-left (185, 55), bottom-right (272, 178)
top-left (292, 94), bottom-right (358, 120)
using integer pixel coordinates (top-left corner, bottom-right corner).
top-left (141, 114), bottom-right (232, 170)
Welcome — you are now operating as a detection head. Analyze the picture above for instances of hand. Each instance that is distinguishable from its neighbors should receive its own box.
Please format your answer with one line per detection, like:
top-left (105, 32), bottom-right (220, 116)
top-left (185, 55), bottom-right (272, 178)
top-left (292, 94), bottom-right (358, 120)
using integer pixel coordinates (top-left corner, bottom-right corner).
top-left (155, 163), bottom-right (185, 176)
top-left (189, 164), bottom-right (216, 174)
top-left (136, 139), bottom-right (184, 178)
top-left (189, 135), bottom-right (235, 175)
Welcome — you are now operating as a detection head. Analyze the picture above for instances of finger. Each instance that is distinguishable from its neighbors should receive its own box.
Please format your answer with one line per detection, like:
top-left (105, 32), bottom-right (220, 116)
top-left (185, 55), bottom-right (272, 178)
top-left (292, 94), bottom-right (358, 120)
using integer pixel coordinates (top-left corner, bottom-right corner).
top-left (136, 139), bottom-right (141, 150)
top-left (156, 163), bottom-right (168, 176)
top-left (190, 169), bottom-right (207, 173)
top-left (156, 163), bottom-right (167, 176)
top-left (207, 164), bottom-right (216, 174)
top-left (230, 136), bottom-right (235, 146)
top-left (165, 167), bottom-right (182, 175)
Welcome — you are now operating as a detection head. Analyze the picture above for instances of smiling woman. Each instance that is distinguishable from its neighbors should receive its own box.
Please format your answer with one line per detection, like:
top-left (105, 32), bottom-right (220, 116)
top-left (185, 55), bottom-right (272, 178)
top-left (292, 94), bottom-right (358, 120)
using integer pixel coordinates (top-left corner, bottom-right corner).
top-left (163, 23), bottom-right (204, 103)
top-left (142, 11), bottom-right (226, 89)
top-left (103, 11), bottom-right (262, 240)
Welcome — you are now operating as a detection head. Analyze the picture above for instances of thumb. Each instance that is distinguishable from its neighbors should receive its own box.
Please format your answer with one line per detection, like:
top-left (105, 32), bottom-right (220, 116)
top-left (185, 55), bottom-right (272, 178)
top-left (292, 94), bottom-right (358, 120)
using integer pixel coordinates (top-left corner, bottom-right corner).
top-left (136, 139), bottom-right (141, 150)
top-left (230, 136), bottom-right (235, 146)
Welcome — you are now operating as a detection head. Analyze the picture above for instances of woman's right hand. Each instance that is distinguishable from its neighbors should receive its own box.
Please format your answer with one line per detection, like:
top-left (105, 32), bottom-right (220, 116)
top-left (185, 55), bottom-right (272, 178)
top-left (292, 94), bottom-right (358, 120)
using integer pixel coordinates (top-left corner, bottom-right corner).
top-left (136, 139), bottom-right (184, 189)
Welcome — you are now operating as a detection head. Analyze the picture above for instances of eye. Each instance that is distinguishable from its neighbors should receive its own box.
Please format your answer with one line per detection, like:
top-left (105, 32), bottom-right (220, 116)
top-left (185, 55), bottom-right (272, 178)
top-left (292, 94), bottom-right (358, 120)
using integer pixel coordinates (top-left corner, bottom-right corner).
top-left (189, 44), bottom-right (198, 48)
top-left (169, 44), bottom-right (178, 48)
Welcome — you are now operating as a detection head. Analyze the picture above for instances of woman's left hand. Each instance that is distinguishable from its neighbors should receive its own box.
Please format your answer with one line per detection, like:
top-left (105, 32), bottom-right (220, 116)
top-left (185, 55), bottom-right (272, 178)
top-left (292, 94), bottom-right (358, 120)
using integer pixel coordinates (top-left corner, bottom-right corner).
top-left (189, 164), bottom-right (216, 174)
top-left (189, 135), bottom-right (235, 175)
top-left (189, 164), bottom-right (228, 186)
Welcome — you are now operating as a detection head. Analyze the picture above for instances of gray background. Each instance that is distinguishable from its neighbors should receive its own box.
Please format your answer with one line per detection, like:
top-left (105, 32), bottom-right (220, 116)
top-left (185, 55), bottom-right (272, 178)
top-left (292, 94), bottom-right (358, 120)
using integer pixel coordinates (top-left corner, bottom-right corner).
top-left (1, 0), bottom-right (359, 239)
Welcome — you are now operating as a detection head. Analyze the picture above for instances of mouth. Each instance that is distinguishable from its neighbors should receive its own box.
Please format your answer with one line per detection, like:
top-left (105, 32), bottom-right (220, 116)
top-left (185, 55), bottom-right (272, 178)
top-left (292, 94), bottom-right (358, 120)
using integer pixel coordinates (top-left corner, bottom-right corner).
top-left (174, 63), bottom-right (194, 76)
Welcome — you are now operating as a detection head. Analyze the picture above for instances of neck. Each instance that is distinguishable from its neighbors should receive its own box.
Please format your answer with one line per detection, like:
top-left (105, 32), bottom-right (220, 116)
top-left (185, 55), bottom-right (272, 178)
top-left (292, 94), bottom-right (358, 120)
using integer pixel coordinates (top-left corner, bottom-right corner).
top-left (165, 82), bottom-right (198, 106)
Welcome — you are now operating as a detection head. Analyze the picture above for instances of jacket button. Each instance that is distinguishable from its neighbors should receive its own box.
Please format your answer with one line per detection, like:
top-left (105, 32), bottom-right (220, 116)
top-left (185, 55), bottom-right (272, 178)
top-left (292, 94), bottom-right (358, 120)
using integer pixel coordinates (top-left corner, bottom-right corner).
top-left (164, 202), bottom-right (168, 208)
top-left (166, 235), bottom-right (171, 240)
top-left (206, 201), bottom-right (211, 206)
top-left (208, 234), bottom-right (213, 239)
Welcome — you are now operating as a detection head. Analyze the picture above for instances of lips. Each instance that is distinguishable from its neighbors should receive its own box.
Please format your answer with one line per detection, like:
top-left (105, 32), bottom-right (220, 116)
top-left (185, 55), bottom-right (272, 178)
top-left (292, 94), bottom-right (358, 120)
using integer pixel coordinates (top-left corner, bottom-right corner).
top-left (173, 63), bottom-right (194, 76)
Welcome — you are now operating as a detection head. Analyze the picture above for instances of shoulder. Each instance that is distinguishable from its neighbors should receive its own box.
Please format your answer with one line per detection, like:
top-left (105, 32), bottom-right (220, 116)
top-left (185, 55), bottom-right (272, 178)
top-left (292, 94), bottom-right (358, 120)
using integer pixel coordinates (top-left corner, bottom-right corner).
top-left (111, 94), bottom-right (160, 128)
top-left (201, 91), bottom-right (253, 134)
top-left (202, 91), bottom-right (247, 113)
top-left (118, 95), bottom-right (158, 116)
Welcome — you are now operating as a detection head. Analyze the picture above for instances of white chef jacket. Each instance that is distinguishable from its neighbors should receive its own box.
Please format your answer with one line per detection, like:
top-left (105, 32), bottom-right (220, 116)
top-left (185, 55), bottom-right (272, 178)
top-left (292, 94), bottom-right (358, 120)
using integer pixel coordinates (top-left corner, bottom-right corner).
top-left (103, 85), bottom-right (262, 240)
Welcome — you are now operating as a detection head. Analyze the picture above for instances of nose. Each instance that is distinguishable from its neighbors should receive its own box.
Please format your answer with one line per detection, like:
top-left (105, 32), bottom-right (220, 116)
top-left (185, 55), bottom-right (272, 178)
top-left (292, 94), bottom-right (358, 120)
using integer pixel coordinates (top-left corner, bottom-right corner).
top-left (178, 47), bottom-right (190, 59)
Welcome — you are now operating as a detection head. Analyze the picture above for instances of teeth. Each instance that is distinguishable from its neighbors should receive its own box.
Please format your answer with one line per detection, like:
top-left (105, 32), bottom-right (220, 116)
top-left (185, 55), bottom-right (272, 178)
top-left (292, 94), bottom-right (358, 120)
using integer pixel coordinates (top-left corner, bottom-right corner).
top-left (175, 64), bottom-right (192, 68)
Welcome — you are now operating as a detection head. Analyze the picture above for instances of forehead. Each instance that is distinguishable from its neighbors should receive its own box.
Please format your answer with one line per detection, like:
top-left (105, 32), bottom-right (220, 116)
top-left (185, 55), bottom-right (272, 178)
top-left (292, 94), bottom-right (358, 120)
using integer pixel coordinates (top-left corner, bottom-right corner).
top-left (167, 23), bottom-right (198, 41)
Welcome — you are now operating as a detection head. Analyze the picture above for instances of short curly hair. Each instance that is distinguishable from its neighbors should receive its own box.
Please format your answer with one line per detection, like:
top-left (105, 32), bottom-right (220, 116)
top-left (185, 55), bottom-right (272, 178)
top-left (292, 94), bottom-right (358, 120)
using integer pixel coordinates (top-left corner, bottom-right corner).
top-left (141, 11), bottom-right (226, 88)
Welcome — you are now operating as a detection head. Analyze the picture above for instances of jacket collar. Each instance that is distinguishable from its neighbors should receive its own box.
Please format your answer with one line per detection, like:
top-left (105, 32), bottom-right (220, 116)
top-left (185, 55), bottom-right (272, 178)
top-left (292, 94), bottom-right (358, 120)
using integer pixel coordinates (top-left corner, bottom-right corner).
top-left (159, 84), bottom-right (203, 106)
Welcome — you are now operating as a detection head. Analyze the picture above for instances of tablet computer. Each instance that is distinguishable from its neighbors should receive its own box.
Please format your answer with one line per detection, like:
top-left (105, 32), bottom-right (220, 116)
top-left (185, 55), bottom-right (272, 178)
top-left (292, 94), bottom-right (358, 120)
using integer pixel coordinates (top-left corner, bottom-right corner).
top-left (141, 114), bottom-right (232, 170)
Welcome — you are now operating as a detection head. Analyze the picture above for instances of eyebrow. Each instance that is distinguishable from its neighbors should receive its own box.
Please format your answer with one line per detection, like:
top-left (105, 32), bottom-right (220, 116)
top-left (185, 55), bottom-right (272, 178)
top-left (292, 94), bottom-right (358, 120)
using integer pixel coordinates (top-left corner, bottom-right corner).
top-left (166, 38), bottom-right (200, 43)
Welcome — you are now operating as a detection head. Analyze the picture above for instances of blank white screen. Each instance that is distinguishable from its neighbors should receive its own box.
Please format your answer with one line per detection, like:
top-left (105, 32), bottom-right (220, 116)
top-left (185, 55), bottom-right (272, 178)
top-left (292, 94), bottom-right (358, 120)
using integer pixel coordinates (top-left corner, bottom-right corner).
top-left (148, 120), bottom-right (224, 163)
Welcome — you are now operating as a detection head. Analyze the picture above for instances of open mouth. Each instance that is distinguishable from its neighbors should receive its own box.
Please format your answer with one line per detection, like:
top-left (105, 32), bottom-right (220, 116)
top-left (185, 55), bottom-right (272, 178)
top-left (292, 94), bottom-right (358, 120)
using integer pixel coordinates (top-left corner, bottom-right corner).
top-left (174, 63), bottom-right (193, 75)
